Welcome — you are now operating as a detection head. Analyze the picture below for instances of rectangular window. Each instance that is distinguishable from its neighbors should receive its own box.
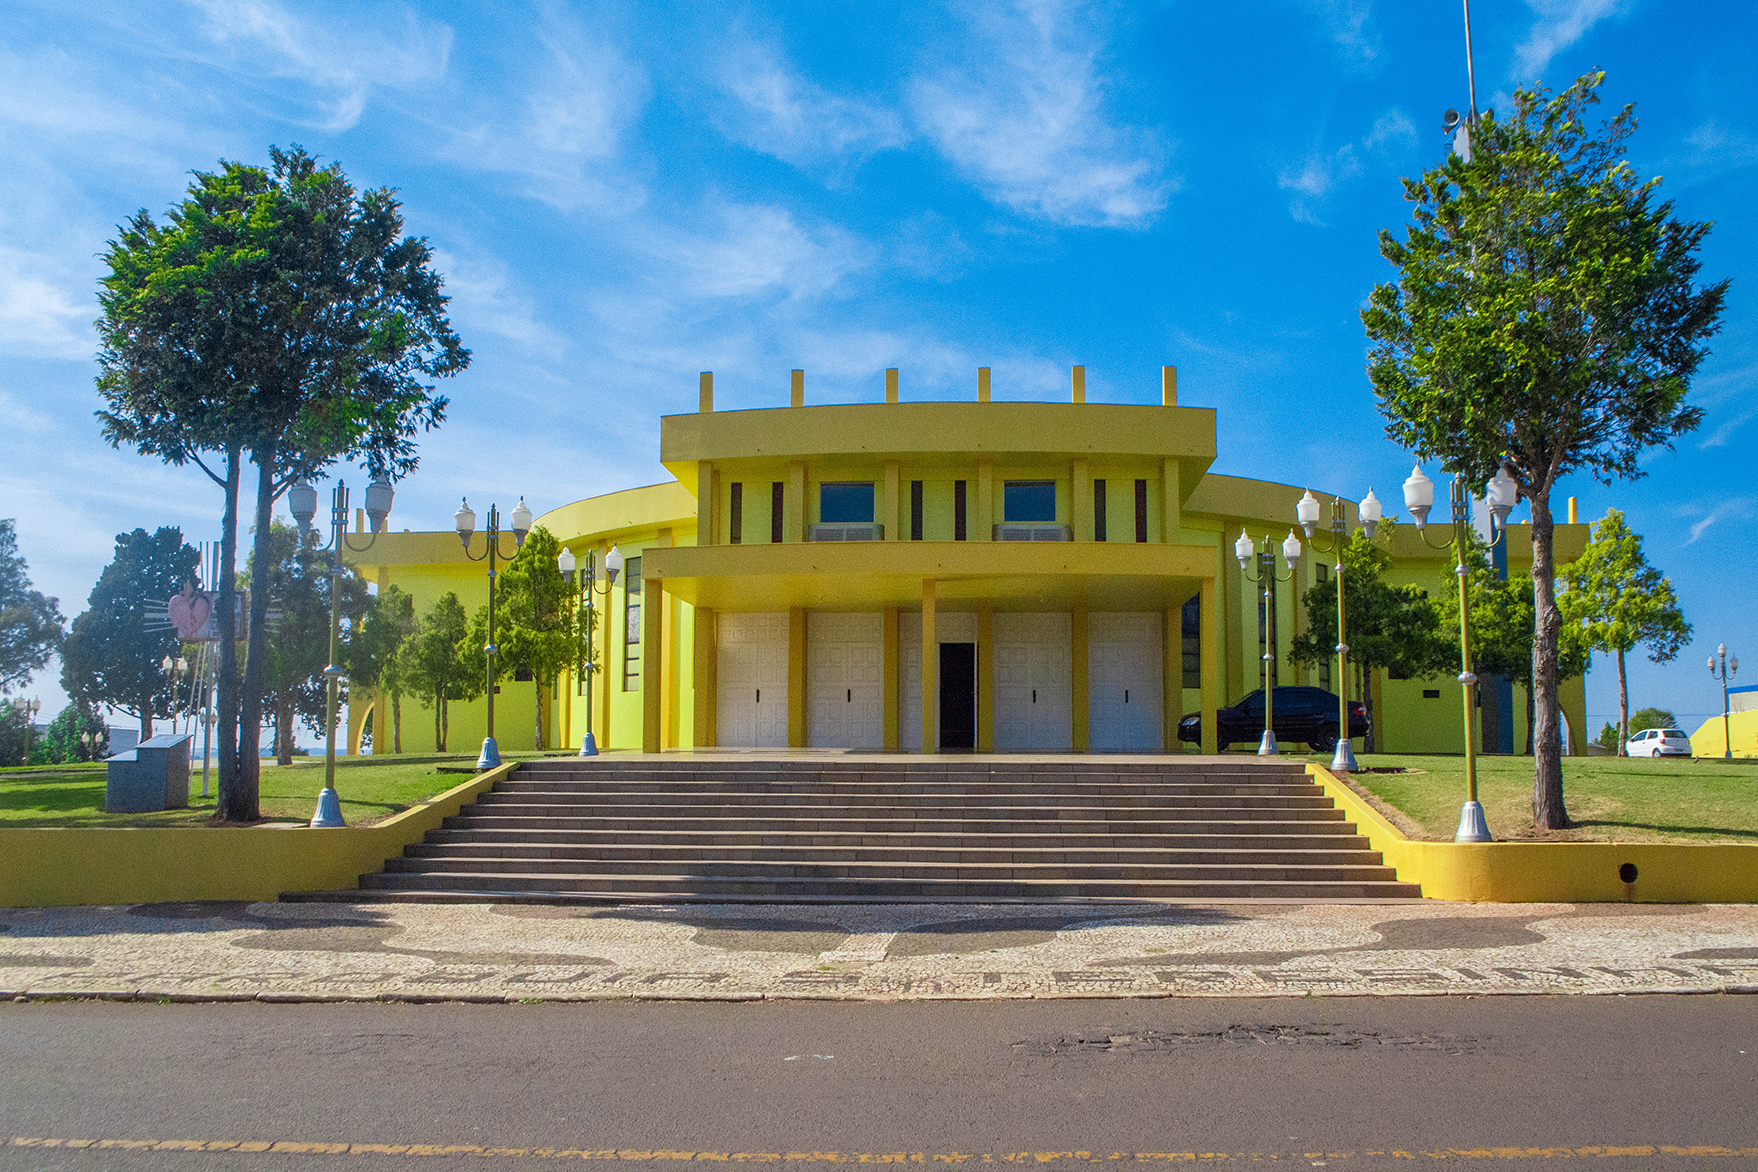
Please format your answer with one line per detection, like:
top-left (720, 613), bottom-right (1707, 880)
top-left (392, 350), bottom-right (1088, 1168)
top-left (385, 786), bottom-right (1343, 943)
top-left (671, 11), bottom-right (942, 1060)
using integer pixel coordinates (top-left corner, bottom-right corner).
top-left (729, 482), bottom-right (743, 544)
top-left (1003, 480), bottom-right (1055, 522)
top-left (1134, 479), bottom-right (1148, 543)
top-left (622, 556), bottom-right (642, 691)
top-left (954, 480), bottom-right (967, 541)
top-left (1316, 564), bottom-right (1330, 690)
top-left (1093, 479), bottom-right (1107, 542)
top-left (910, 480), bottom-right (924, 540)
top-left (1181, 595), bottom-right (1200, 689)
top-left (771, 482), bottom-right (784, 543)
top-left (819, 482), bottom-right (875, 523)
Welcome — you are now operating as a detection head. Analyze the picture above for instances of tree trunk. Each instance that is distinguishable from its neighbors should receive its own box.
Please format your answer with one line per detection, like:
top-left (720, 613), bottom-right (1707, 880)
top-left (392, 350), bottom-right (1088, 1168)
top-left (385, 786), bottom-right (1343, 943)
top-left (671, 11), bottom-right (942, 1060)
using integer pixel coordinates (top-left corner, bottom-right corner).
top-left (535, 676), bottom-right (544, 751)
top-left (435, 688), bottom-right (445, 753)
top-left (275, 697), bottom-right (294, 765)
top-left (1616, 644), bottom-right (1629, 756)
top-left (233, 445), bottom-right (277, 821)
top-left (1529, 491), bottom-right (1569, 829)
top-left (1524, 682), bottom-right (1536, 756)
top-left (392, 690), bottom-right (402, 755)
top-left (214, 445), bottom-right (248, 821)
top-left (139, 701), bottom-right (153, 742)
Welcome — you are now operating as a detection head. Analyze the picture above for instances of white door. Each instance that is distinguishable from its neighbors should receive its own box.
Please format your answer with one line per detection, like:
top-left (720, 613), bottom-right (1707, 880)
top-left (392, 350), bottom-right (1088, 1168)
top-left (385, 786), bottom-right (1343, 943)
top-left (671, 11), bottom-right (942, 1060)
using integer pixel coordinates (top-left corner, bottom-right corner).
top-left (717, 612), bottom-right (789, 747)
top-left (994, 613), bottom-right (1072, 751)
top-left (900, 612), bottom-right (978, 752)
top-left (808, 613), bottom-right (883, 749)
top-left (1089, 612), bottom-right (1163, 752)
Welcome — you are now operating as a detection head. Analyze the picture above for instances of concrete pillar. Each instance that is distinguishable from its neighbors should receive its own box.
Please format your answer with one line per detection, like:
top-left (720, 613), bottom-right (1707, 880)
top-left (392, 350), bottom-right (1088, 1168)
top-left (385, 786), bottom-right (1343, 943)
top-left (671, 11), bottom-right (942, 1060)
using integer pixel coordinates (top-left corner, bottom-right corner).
top-left (1201, 576), bottom-right (1219, 754)
top-left (977, 605), bottom-right (994, 752)
top-left (791, 369), bottom-right (804, 408)
top-left (884, 460), bottom-right (900, 542)
top-left (883, 606), bottom-right (899, 751)
top-left (788, 606), bottom-right (806, 748)
top-left (1163, 603), bottom-right (1180, 753)
top-left (1162, 366), bottom-right (1177, 406)
top-left (699, 371), bottom-right (714, 413)
top-left (1072, 365), bottom-right (1085, 403)
top-left (1072, 458), bottom-right (1091, 542)
top-left (641, 577), bottom-right (663, 754)
top-left (978, 367), bottom-right (991, 403)
top-left (921, 581), bottom-right (937, 754)
top-left (698, 462), bottom-right (717, 546)
top-left (885, 368), bottom-right (899, 405)
top-left (595, 550), bottom-right (613, 748)
top-left (1072, 605), bottom-right (1089, 752)
top-left (693, 606), bottom-right (716, 748)
top-left (787, 460), bottom-right (806, 542)
top-left (976, 459), bottom-right (993, 542)
top-left (1161, 458), bottom-right (1180, 543)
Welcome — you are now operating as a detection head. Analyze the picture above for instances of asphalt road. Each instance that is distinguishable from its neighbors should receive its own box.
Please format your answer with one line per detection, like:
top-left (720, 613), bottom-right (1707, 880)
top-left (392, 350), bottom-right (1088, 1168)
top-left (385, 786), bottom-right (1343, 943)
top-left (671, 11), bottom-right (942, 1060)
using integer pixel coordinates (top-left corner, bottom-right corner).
top-left (2, 996), bottom-right (1755, 1168)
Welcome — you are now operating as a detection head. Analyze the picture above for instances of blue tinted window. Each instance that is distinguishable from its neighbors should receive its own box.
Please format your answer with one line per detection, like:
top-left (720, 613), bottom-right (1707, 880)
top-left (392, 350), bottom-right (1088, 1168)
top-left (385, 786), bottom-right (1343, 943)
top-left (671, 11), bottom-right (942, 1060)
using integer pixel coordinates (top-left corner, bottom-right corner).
top-left (1004, 481), bottom-right (1056, 522)
top-left (819, 482), bottom-right (874, 523)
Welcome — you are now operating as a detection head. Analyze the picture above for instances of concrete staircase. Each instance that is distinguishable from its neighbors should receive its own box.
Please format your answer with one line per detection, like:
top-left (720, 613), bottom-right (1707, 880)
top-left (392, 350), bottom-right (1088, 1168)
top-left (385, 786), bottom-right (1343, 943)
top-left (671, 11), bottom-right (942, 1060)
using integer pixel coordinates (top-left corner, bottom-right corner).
top-left (286, 757), bottom-right (1421, 904)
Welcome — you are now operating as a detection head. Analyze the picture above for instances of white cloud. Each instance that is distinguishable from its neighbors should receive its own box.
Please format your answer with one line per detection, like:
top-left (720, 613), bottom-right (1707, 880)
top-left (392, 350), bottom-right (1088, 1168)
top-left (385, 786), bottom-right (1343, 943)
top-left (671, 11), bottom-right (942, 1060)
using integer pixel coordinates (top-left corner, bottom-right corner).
top-left (1278, 107), bottom-right (1415, 224)
top-left (1300, 0), bottom-right (1380, 64)
top-left (713, 36), bottom-right (909, 173)
top-left (908, 0), bottom-right (1171, 229)
top-left (185, 0), bottom-right (453, 131)
top-left (1681, 496), bottom-right (1756, 545)
top-left (429, 249), bottom-right (569, 365)
top-left (639, 203), bottom-right (877, 303)
top-left (0, 246), bottom-right (94, 361)
top-left (1363, 109), bottom-right (1418, 152)
top-left (1512, 0), bottom-right (1631, 82)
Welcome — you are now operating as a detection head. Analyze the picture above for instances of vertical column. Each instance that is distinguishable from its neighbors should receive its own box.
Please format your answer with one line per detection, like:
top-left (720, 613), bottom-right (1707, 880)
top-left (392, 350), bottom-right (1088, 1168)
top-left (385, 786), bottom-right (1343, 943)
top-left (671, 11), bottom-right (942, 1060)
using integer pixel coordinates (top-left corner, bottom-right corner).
top-left (885, 367), bottom-right (899, 405)
top-left (978, 367), bottom-right (991, 402)
top-left (560, 664), bottom-right (571, 752)
top-left (1200, 576), bottom-right (1219, 754)
top-left (884, 460), bottom-right (901, 542)
top-left (921, 580), bottom-right (937, 754)
top-left (1072, 365), bottom-right (1085, 403)
top-left (1072, 459), bottom-right (1091, 541)
top-left (787, 460), bottom-right (806, 542)
top-left (1224, 543), bottom-right (1245, 704)
top-left (699, 371), bottom-right (714, 413)
top-left (1163, 604), bottom-right (1180, 753)
top-left (642, 576), bottom-right (664, 754)
top-left (788, 606), bottom-right (806, 748)
top-left (595, 550), bottom-right (613, 748)
top-left (883, 606), bottom-right (899, 751)
top-left (976, 460), bottom-right (993, 542)
top-left (977, 605), bottom-right (994, 752)
top-left (791, 369), bottom-right (804, 408)
top-left (661, 592), bottom-right (677, 748)
top-left (693, 606), bottom-right (716, 747)
top-left (698, 462), bottom-right (717, 546)
top-left (1162, 366), bottom-right (1178, 406)
top-left (1161, 458), bottom-right (1180, 543)
top-left (1072, 605), bottom-right (1089, 752)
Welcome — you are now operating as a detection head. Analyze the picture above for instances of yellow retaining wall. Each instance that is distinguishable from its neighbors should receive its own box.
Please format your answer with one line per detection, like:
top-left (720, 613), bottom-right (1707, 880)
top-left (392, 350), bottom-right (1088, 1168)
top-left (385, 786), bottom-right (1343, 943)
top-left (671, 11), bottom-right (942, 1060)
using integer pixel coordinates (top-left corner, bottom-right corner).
top-left (0, 764), bottom-right (511, 909)
top-left (1310, 764), bottom-right (1758, 903)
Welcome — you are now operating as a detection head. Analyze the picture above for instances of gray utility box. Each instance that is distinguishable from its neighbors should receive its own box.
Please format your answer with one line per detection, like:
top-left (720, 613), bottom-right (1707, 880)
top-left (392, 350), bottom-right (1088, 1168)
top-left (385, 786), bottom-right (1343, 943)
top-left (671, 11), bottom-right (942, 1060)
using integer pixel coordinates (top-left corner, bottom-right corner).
top-left (105, 733), bottom-right (193, 813)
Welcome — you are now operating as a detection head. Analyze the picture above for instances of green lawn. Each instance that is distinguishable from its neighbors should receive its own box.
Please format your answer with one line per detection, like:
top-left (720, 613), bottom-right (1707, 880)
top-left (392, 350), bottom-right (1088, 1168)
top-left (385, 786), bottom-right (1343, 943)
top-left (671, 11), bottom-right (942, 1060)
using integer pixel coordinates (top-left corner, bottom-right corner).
top-left (1303, 751), bottom-right (1758, 843)
top-left (0, 753), bottom-right (510, 828)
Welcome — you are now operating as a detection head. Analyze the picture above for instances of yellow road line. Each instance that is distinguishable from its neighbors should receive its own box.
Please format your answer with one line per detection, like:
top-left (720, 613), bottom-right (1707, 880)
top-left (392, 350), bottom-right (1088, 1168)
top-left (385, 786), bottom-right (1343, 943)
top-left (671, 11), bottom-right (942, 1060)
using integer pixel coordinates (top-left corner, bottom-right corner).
top-left (10, 1139), bottom-right (1758, 1161)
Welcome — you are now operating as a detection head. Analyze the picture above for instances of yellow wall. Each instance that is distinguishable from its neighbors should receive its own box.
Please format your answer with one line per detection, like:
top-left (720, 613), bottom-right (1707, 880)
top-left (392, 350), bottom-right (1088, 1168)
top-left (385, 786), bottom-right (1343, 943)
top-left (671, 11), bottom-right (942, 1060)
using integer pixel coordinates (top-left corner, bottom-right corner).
top-left (1690, 709), bottom-right (1758, 758)
top-left (0, 765), bottom-right (510, 908)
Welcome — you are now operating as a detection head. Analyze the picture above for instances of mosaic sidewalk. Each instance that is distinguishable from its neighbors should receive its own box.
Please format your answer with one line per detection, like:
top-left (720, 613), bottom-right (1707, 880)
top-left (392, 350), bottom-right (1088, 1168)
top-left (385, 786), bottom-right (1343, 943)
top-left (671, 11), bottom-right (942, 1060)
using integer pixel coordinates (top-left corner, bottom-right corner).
top-left (3, 900), bottom-right (1757, 1002)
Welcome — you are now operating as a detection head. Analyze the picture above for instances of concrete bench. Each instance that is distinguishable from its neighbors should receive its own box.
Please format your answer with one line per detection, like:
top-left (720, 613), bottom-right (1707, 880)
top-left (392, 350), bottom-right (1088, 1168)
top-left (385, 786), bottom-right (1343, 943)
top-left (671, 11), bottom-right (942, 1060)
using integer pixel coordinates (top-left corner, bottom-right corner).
top-left (105, 733), bottom-right (193, 813)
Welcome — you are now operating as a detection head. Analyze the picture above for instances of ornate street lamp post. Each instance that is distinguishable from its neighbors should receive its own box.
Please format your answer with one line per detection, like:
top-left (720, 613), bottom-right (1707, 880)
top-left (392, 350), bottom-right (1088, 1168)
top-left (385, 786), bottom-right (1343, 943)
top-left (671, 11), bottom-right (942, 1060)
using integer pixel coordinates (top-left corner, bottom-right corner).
top-left (159, 654), bottom-right (189, 733)
top-left (290, 476), bottom-right (395, 828)
top-left (455, 497), bottom-right (531, 770)
top-left (1294, 488), bottom-right (1384, 772)
top-left (1709, 644), bottom-right (1739, 760)
top-left (1234, 528), bottom-right (1303, 755)
top-left (555, 545), bottom-right (623, 756)
top-left (1400, 461), bottom-right (1518, 843)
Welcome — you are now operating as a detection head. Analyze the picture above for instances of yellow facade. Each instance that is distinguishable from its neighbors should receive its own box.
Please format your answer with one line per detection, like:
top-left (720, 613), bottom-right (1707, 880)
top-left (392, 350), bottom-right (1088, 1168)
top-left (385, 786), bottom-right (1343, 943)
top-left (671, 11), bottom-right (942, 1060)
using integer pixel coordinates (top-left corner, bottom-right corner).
top-left (345, 370), bottom-right (1588, 757)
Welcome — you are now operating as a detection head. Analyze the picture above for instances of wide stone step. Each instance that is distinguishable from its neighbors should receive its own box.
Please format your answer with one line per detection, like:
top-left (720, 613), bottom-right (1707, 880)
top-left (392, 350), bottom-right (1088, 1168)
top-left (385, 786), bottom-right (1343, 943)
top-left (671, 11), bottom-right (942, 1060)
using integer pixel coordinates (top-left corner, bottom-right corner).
top-left (514, 761), bottom-right (1310, 776)
top-left (423, 829), bottom-right (1374, 851)
top-left (381, 859), bottom-right (1400, 884)
top-left (400, 843), bottom-right (1385, 867)
top-left (439, 810), bottom-right (1351, 834)
top-left (480, 786), bottom-right (1328, 803)
top-left (356, 870), bottom-right (1422, 901)
top-left (462, 798), bottom-right (1342, 821)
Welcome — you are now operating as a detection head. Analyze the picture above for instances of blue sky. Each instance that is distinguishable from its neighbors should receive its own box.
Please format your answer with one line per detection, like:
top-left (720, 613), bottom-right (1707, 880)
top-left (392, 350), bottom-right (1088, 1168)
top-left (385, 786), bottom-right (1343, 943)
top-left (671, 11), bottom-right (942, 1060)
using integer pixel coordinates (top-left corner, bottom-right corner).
top-left (2, 0), bottom-right (1754, 737)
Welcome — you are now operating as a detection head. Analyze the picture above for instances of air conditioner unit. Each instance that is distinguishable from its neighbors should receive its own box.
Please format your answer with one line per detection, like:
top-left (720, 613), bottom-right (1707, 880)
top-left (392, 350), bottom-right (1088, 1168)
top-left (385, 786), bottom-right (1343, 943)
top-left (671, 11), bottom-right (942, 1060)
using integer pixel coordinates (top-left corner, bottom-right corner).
top-left (994, 523), bottom-right (1072, 542)
top-left (809, 523), bottom-right (884, 542)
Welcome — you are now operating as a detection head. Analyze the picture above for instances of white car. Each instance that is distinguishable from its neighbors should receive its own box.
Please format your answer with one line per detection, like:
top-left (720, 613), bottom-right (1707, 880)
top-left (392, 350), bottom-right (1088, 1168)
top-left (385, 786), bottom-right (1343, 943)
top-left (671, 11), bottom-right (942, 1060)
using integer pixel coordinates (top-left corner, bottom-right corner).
top-left (1625, 728), bottom-right (1692, 757)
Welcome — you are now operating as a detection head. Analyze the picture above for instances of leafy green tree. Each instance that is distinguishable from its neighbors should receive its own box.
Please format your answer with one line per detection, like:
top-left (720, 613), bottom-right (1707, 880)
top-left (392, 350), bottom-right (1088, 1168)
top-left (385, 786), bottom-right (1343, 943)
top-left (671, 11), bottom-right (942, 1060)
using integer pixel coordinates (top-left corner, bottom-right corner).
top-left (0, 519), bottom-right (64, 695)
top-left (0, 702), bottom-right (37, 767)
top-left (1363, 73), bottom-right (1727, 827)
top-left (60, 528), bottom-right (200, 740)
top-left (34, 701), bottom-right (109, 765)
top-left (351, 585), bottom-right (416, 754)
top-left (1596, 722), bottom-right (1621, 753)
top-left (1291, 530), bottom-right (1454, 748)
top-left (494, 528), bottom-right (579, 750)
top-left (96, 146), bottom-right (467, 822)
top-left (1628, 707), bottom-right (1677, 735)
top-left (1559, 509), bottom-right (1691, 755)
top-left (400, 592), bottom-right (480, 753)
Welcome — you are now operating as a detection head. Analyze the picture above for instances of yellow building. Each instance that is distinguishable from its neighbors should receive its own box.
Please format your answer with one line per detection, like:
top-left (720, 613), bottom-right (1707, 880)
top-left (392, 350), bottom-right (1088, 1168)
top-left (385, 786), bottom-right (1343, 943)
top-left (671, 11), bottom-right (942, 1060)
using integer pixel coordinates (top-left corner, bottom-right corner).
top-left (345, 367), bottom-right (1587, 757)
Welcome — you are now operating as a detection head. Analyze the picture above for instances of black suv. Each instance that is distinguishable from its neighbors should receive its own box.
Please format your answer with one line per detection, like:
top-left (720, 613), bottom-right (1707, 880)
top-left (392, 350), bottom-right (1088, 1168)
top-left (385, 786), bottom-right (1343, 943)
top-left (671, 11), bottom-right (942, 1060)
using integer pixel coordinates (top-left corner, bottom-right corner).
top-left (1178, 686), bottom-right (1368, 751)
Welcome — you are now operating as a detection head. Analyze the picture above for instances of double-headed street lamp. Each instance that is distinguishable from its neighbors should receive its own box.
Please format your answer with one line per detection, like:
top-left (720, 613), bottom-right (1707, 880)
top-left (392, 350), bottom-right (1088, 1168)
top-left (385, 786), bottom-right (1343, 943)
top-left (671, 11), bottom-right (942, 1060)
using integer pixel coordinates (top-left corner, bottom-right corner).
top-left (554, 544), bottom-right (624, 756)
top-left (1295, 488), bottom-right (1385, 773)
top-left (159, 654), bottom-right (189, 731)
top-left (455, 496), bottom-right (532, 770)
top-left (1709, 643), bottom-right (1739, 760)
top-left (1401, 461), bottom-right (1518, 844)
top-left (1233, 528), bottom-right (1303, 755)
top-left (290, 476), bottom-right (395, 828)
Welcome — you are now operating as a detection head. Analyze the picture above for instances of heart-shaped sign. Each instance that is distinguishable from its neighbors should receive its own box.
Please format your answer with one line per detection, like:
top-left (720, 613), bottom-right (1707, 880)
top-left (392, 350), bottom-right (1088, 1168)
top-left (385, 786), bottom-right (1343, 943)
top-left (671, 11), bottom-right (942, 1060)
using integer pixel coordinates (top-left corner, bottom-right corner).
top-left (167, 582), bottom-right (213, 641)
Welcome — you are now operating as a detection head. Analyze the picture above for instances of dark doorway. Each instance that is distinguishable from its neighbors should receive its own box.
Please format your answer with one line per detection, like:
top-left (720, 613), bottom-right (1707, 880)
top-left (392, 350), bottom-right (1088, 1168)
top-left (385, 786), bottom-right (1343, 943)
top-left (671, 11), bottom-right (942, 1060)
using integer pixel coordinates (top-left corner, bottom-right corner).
top-left (939, 642), bottom-right (976, 750)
